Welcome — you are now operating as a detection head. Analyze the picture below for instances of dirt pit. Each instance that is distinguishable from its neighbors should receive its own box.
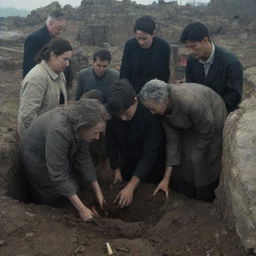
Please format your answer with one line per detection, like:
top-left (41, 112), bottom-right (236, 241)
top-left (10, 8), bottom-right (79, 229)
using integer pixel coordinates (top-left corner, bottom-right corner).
top-left (0, 161), bottom-right (243, 256)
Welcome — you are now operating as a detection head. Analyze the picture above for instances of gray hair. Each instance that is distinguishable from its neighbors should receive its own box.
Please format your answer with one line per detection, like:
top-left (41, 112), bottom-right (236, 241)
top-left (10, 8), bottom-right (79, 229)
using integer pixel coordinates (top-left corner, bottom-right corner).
top-left (66, 99), bottom-right (109, 137)
top-left (139, 79), bottom-right (169, 104)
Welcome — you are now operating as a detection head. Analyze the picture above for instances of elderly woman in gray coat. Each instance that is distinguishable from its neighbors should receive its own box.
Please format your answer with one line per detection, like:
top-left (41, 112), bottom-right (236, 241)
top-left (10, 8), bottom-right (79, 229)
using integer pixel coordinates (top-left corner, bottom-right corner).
top-left (19, 99), bottom-right (108, 222)
top-left (18, 37), bottom-right (72, 135)
top-left (139, 79), bottom-right (227, 202)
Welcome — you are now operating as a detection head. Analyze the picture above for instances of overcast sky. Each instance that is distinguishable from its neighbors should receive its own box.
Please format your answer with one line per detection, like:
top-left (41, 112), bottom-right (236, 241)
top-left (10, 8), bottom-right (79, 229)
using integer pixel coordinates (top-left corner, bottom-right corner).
top-left (0, 0), bottom-right (210, 10)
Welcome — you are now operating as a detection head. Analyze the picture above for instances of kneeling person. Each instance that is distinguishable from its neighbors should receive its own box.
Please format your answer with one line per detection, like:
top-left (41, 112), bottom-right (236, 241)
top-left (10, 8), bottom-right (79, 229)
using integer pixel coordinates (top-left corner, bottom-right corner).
top-left (20, 99), bottom-right (108, 222)
top-left (105, 79), bottom-right (165, 208)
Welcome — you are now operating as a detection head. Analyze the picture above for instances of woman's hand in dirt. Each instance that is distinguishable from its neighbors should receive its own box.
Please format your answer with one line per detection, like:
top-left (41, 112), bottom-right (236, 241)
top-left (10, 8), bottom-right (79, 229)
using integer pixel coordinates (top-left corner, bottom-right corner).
top-left (113, 168), bottom-right (123, 184)
top-left (78, 206), bottom-right (94, 222)
top-left (153, 178), bottom-right (170, 199)
top-left (114, 186), bottom-right (134, 208)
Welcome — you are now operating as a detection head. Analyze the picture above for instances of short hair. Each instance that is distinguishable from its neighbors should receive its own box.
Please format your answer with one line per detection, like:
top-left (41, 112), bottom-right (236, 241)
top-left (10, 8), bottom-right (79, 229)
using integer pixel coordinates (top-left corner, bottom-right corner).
top-left (36, 37), bottom-right (72, 63)
top-left (93, 49), bottom-right (111, 63)
top-left (106, 79), bottom-right (136, 116)
top-left (180, 22), bottom-right (209, 43)
top-left (48, 9), bottom-right (65, 21)
top-left (80, 89), bottom-right (104, 103)
top-left (133, 15), bottom-right (156, 35)
top-left (139, 79), bottom-right (169, 104)
top-left (67, 98), bottom-right (109, 135)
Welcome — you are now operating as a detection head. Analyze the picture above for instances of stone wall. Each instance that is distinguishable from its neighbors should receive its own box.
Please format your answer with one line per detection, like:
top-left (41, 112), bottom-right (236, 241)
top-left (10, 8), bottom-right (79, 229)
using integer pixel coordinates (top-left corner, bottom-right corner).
top-left (216, 67), bottom-right (256, 254)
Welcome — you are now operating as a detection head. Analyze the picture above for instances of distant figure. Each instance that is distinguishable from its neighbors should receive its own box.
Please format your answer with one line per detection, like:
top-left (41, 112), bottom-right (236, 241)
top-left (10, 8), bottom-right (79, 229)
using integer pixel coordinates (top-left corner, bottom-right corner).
top-left (105, 79), bottom-right (165, 208)
top-left (120, 15), bottom-right (170, 93)
top-left (139, 79), bottom-right (227, 202)
top-left (22, 10), bottom-right (73, 88)
top-left (18, 38), bottom-right (72, 135)
top-left (180, 22), bottom-right (243, 113)
top-left (76, 49), bottom-right (119, 102)
top-left (19, 99), bottom-right (108, 222)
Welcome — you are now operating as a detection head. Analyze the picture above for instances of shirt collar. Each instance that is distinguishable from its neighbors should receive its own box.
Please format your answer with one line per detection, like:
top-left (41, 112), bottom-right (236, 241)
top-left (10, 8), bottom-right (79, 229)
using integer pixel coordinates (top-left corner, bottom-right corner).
top-left (199, 42), bottom-right (215, 65)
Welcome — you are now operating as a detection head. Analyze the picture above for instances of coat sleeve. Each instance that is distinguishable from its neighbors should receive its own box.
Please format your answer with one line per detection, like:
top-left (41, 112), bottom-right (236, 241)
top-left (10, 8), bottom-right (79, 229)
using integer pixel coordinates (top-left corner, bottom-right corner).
top-left (23, 36), bottom-right (41, 78)
top-left (132, 117), bottom-right (163, 179)
top-left (105, 119), bottom-right (120, 170)
top-left (185, 57), bottom-right (196, 83)
top-left (73, 141), bottom-right (97, 183)
top-left (163, 44), bottom-right (171, 83)
top-left (162, 120), bottom-right (181, 167)
top-left (119, 42), bottom-right (130, 80)
top-left (45, 129), bottom-right (77, 197)
top-left (75, 72), bottom-right (85, 100)
top-left (189, 99), bottom-right (214, 150)
top-left (19, 78), bottom-right (47, 130)
top-left (222, 60), bottom-right (243, 112)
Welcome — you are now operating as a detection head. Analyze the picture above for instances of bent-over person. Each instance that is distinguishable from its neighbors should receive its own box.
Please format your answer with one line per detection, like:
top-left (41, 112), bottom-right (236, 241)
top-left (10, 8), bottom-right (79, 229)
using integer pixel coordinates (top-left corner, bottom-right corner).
top-left (19, 99), bottom-right (108, 222)
top-left (105, 80), bottom-right (165, 208)
top-left (139, 79), bottom-right (227, 202)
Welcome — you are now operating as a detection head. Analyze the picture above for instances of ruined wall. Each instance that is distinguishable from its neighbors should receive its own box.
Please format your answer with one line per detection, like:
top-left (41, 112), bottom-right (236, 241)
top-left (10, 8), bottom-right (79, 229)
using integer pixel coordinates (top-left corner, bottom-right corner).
top-left (216, 67), bottom-right (256, 254)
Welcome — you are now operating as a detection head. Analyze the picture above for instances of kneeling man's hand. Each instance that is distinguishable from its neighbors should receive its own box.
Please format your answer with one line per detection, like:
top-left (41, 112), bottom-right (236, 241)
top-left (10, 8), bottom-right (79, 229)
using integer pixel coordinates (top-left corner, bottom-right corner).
top-left (113, 168), bottom-right (123, 184)
top-left (114, 185), bottom-right (134, 208)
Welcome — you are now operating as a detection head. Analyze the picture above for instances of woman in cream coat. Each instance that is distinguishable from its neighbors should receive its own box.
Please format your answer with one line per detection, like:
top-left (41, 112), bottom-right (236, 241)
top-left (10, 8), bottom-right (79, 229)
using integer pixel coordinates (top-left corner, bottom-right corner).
top-left (18, 37), bottom-right (72, 135)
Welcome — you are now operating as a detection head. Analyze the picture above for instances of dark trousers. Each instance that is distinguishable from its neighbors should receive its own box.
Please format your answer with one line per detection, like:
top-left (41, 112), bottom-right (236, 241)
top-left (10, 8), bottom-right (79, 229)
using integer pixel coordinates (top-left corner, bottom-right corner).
top-left (170, 173), bottom-right (219, 202)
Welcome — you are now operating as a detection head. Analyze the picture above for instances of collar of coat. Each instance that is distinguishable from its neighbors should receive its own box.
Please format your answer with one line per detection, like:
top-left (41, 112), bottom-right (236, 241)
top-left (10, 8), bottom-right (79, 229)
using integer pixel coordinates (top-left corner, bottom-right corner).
top-left (41, 60), bottom-right (62, 81)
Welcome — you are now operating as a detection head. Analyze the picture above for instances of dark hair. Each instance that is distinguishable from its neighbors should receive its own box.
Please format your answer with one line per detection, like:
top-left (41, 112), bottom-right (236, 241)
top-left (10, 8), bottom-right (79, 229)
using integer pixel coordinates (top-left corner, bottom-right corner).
top-left (36, 37), bottom-right (72, 63)
top-left (180, 22), bottom-right (209, 43)
top-left (80, 89), bottom-right (104, 103)
top-left (106, 79), bottom-right (136, 116)
top-left (93, 49), bottom-right (111, 63)
top-left (133, 15), bottom-right (156, 35)
top-left (49, 9), bottom-right (65, 20)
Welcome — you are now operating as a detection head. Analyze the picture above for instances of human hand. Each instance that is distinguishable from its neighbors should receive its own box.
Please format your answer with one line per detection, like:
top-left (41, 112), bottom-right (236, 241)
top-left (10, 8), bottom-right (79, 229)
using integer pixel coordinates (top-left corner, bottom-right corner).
top-left (153, 178), bottom-right (170, 199)
top-left (113, 168), bottom-right (123, 184)
top-left (78, 206), bottom-right (95, 222)
top-left (114, 185), bottom-right (134, 208)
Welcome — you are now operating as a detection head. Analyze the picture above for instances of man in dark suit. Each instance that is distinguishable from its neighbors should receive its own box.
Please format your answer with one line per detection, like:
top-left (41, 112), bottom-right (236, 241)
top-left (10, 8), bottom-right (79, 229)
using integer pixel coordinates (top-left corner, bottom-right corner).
top-left (180, 22), bottom-right (243, 113)
top-left (120, 15), bottom-right (171, 93)
top-left (105, 79), bottom-right (165, 208)
top-left (22, 10), bottom-right (71, 83)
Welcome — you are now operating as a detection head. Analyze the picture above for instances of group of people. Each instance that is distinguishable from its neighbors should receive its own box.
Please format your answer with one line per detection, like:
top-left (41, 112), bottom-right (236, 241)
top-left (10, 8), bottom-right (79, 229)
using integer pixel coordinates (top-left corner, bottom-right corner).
top-left (18, 10), bottom-right (243, 222)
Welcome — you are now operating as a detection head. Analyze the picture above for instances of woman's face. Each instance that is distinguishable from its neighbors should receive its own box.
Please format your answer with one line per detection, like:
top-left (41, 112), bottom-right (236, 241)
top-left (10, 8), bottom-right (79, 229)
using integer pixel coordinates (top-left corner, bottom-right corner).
top-left (142, 100), bottom-right (168, 115)
top-left (49, 50), bottom-right (72, 73)
top-left (80, 122), bottom-right (106, 143)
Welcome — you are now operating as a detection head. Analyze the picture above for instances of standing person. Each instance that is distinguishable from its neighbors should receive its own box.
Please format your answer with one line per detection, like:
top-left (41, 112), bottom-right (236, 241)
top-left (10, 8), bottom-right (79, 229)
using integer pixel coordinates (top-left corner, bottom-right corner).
top-left (180, 22), bottom-right (243, 113)
top-left (120, 15), bottom-right (171, 93)
top-left (139, 79), bottom-right (227, 202)
top-left (105, 80), bottom-right (165, 208)
top-left (23, 9), bottom-right (66, 78)
top-left (76, 49), bottom-right (119, 101)
top-left (19, 99), bottom-right (108, 222)
top-left (18, 37), bottom-right (72, 135)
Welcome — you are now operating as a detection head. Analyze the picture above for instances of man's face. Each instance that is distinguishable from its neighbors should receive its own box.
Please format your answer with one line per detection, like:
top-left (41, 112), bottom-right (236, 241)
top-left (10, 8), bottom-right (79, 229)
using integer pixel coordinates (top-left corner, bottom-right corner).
top-left (185, 37), bottom-right (209, 59)
top-left (50, 50), bottom-right (72, 74)
top-left (49, 19), bottom-right (66, 37)
top-left (93, 57), bottom-right (109, 77)
top-left (142, 100), bottom-right (168, 115)
top-left (118, 99), bottom-right (138, 121)
top-left (135, 30), bottom-right (155, 49)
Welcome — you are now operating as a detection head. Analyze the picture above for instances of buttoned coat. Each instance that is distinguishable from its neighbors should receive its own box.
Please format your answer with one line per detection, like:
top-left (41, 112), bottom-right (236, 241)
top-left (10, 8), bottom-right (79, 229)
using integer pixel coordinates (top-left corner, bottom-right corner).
top-left (163, 83), bottom-right (227, 187)
top-left (19, 107), bottom-right (97, 203)
top-left (18, 60), bottom-right (67, 135)
top-left (186, 46), bottom-right (243, 112)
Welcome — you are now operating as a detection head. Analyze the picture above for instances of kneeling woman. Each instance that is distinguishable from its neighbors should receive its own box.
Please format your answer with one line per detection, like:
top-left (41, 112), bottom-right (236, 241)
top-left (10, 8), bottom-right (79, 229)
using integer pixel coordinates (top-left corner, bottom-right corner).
top-left (19, 99), bottom-right (108, 221)
top-left (139, 79), bottom-right (227, 202)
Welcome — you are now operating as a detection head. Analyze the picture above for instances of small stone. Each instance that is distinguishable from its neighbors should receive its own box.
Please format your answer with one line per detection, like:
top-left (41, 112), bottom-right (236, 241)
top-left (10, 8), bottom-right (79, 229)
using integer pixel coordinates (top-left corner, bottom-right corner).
top-left (74, 245), bottom-right (86, 254)
top-left (25, 232), bottom-right (34, 241)
top-left (71, 237), bottom-right (78, 243)
top-left (25, 211), bottom-right (35, 218)
top-left (0, 239), bottom-right (7, 246)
